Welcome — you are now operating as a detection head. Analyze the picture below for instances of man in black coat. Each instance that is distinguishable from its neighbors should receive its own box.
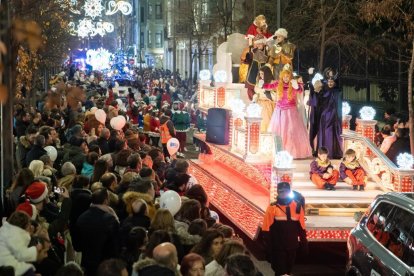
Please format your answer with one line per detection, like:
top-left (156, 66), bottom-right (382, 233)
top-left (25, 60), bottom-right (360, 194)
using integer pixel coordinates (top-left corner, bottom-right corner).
top-left (76, 188), bottom-right (120, 276)
top-left (25, 135), bottom-right (47, 167)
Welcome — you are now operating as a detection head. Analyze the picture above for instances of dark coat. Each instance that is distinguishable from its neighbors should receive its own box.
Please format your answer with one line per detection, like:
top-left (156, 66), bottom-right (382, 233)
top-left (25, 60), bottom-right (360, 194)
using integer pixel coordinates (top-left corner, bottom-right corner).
top-left (119, 214), bottom-right (151, 247)
top-left (76, 206), bottom-right (120, 276)
top-left (25, 145), bottom-right (47, 167)
top-left (69, 188), bottom-right (92, 251)
top-left (62, 145), bottom-right (86, 174)
top-left (97, 137), bottom-right (110, 155)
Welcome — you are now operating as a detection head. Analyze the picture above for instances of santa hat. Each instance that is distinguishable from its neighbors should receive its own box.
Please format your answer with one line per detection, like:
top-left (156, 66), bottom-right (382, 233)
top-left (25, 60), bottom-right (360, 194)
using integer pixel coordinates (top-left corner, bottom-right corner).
top-left (16, 201), bottom-right (38, 220)
top-left (25, 181), bottom-right (48, 204)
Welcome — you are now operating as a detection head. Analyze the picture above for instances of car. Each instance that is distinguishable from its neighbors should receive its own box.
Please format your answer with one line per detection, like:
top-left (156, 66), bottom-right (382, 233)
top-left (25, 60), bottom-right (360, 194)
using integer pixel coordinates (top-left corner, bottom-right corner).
top-left (346, 192), bottom-right (414, 276)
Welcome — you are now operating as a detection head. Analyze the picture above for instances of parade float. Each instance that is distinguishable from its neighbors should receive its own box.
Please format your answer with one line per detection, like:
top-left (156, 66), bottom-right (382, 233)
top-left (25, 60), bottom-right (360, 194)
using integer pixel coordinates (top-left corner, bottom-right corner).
top-left (189, 33), bottom-right (414, 242)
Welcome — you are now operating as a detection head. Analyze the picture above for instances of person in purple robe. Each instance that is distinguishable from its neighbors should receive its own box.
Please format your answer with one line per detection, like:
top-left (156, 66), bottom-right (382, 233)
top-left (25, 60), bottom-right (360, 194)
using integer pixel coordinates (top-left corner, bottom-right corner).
top-left (308, 68), bottom-right (343, 159)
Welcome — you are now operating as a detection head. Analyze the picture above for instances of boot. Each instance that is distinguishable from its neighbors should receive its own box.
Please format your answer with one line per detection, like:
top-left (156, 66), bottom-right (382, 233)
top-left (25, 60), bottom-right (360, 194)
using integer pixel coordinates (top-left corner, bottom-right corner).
top-left (359, 185), bottom-right (365, 191)
top-left (353, 185), bottom-right (358, 190)
top-left (329, 184), bottom-right (336, 191)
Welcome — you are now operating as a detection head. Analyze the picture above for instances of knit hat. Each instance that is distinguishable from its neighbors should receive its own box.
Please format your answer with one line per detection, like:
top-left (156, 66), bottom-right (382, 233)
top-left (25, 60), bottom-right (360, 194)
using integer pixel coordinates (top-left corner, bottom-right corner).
top-left (16, 201), bottom-right (38, 220)
top-left (25, 181), bottom-right (48, 204)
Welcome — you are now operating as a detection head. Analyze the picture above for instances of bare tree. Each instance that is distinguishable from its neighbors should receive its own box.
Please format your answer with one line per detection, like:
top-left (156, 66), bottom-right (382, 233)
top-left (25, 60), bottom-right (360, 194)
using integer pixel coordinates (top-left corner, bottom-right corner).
top-left (359, 0), bottom-right (414, 155)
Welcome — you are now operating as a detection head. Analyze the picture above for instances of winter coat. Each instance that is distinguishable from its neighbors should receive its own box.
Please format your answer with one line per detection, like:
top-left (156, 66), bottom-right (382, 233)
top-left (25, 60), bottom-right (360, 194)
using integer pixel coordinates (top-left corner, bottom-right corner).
top-left (81, 162), bottom-right (94, 179)
top-left (16, 136), bottom-right (32, 169)
top-left (76, 206), bottom-right (120, 275)
top-left (174, 220), bottom-right (201, 246)
top-left (0, 222), bottom-right (37, 276)
top-left (62, 145), bottom-right (86, 174)
top-left (69, 189), bottom-right (92, 251)
top-left (25, 145), bottom-right (47, 168)
top-left (132, 258), bottom-right (176, 276)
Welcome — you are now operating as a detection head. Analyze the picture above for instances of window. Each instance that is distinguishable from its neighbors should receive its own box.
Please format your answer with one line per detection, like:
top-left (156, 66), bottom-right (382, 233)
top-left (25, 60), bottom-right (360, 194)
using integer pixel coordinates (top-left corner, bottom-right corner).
top-left (148, 4), bottom-right (153, 19)
top-left (140, 6), bottom-right (145, 23)
top-left (148, 30), bottom-right (152, 48)
top-left (367, 202), bottom-right (414, 266)
top-left (155, 32), bottom-right (162, 48)
top-left (155, 3), bottom-right (162, 19)
top-left (140, 32), bottom-right (144, 48)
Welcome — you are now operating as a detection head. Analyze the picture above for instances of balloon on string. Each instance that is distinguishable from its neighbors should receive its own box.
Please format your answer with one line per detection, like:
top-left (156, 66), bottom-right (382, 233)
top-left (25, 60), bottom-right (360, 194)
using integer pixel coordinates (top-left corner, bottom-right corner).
top-left (44, 146), bottom-right (58, 162)
top-left (167, 138), bottom-right (180, 156)
top-left (159, 190), bottom-right (182, 216)
top-left (95, 109), bottom-right (106, 124)
top-left (110, 116), bottom-right (126, 131)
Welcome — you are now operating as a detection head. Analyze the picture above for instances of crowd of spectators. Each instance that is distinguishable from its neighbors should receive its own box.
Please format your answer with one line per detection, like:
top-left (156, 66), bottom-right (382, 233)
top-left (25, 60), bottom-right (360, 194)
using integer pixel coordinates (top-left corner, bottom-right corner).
top-left (0, 67), bottom-right (261, 276)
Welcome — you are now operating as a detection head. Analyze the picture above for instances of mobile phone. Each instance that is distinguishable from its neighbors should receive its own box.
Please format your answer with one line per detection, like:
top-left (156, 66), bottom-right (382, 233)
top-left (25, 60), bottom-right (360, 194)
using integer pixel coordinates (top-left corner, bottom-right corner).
top-left (61, 119), bottom-right (65, 126)
top-left (54, 187), bottom-right (62, 194)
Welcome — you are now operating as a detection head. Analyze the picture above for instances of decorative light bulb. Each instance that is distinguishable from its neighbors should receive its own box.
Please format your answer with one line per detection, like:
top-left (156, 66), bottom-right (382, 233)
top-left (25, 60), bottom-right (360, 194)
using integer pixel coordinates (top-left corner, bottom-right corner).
top-left (199, 70), bottom-right (211, 81)
top-left (359, 106), bottom-right (376, 120)
top-left (274, 151), bottom-right (293, 169)
top-left (397, 153), bottom-right (414, 169)
top-left (342, 102), bottom-right (351, 116)
top-left (214, 70), bottom-right (227, 83)
top-left (246, 103), bottom-right (262, 118)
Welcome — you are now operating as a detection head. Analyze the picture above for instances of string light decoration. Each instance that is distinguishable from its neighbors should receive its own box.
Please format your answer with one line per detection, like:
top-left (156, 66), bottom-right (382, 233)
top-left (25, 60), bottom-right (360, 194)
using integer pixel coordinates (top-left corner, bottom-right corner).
top-left (69, 0), bottom-right (133, 37)
top-left (396, 153), bottom-right (414, 169)
top-left (106, 1), bottom-right (133, 15)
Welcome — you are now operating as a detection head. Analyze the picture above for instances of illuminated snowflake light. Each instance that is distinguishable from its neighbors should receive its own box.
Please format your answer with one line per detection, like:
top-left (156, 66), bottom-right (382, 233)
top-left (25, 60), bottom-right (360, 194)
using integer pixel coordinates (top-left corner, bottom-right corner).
top-left (229, 98), bottom-right (246, 118)
top-left (199, 70), bottom-right (211, 81)
top-left (359, 106), bottom-right (376, 120)
top-left (342, 101), bottom-right (351, 116)
top-left (397, 153), bottom-right (414, 169)
top-left (246, 103), bottom-right (262, 118)
top-left (274, 151), bottom-right (293, 169)
top-left (84, 0), bottom-right (105, 19)
top-left (75, 18), bottom-right (114, 37)
top-left (214, 70), bottom-right (227, 83)
top-left (86, 48), bottom-right (112, 71)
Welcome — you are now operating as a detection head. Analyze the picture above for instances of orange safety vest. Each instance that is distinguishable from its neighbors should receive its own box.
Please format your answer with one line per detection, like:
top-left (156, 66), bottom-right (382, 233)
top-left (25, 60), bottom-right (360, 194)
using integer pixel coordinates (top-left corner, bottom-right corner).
top-left (160, 121), bottom-right (173, 144)
top-left (262, 200), bottom-right (306, 231)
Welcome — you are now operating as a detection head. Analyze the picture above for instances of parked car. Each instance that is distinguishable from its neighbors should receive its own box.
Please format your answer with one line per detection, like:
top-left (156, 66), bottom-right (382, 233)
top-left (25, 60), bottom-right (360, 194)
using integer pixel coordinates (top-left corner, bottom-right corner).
top-left (347, 192), bottom-right (414, 276)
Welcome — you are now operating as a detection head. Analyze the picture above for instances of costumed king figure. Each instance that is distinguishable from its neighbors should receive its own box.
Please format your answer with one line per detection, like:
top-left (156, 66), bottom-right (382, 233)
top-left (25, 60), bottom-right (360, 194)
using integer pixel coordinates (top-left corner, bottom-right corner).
top-left (245, 35), bottom-right (269, 101)
top-left (268, 28), bottom-right (296, 80)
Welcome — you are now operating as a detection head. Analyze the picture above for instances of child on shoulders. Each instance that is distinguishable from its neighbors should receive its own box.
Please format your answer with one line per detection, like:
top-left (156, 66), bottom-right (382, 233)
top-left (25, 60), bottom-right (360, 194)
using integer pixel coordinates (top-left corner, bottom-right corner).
top-left (340, 149), bottom-right (367, 191)
top-left (310, 147), bottom-right (339, 190)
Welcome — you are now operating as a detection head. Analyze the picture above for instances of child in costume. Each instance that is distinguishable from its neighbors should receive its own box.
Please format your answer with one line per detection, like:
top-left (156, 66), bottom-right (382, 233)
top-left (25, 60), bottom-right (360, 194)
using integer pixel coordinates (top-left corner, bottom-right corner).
top-left (264, 66), bottom-right (312, 159)
top-left (268, 28), bottom-right (296, 80)
top-left (310, 147), bottom-right (339, 190)
top-left (245, 36), bottom-right (269, 101)
top-left (339, 149), bottom-right (367, 191)
top-left (253, 65), bottom-right (276, 132)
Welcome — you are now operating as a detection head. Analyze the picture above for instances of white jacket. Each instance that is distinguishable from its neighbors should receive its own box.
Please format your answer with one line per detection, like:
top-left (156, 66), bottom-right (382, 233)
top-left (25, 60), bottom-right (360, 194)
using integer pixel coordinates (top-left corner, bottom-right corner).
top-left (0, 221), bottom-right (37, 276)
top-left (205, 260), bottom-right (225, 276)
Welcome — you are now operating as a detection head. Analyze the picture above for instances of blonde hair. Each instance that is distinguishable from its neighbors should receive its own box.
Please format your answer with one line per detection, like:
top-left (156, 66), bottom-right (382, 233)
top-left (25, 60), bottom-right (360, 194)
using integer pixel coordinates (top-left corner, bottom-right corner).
top-left (29, 160), bottom-right (45, 178)
top-left (150, 208), bottom-right (175, 232)
top-left (277, 70), bottom-right (293, 101)
top-left (254, 15), bottom-right (266, 26)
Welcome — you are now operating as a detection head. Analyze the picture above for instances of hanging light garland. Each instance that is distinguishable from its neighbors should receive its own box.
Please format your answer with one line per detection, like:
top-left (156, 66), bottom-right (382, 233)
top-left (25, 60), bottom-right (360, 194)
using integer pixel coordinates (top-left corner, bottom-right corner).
top-left (69, 0), bottom-right (133, 37)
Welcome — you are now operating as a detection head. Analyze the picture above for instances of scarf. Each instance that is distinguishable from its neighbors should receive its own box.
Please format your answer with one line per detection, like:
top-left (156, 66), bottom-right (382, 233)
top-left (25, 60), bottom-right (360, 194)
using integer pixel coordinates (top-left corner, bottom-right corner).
top-left (91, 203), bottom-right (120, 223)
top-left (343, 159), bottom-right (360, 170)
top-left (316, 158), bottom-right (331, 168)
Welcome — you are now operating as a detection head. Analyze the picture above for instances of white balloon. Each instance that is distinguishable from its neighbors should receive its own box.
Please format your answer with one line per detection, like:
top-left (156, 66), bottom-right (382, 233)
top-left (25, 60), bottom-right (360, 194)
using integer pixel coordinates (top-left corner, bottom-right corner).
top-left (44, 146), bottom-right (58, 162)
top-left (95, 109), bottom-right (107, 124)
top-left (159, 190), bottom-right (182, 216)
top-left (167, 138), bottom-right (180, 156)
top-left (110, 116), bottom-right (126, 130)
